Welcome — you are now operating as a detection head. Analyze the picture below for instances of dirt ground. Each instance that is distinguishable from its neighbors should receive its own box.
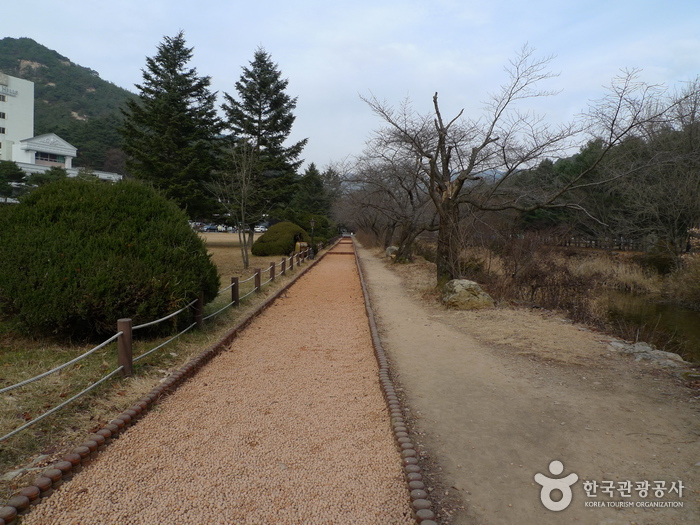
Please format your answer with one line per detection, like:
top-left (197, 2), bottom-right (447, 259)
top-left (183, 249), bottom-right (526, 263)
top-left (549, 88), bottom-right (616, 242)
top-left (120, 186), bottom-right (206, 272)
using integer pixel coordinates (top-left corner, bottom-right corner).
top-left (357, 244), bottom-right (700, 525)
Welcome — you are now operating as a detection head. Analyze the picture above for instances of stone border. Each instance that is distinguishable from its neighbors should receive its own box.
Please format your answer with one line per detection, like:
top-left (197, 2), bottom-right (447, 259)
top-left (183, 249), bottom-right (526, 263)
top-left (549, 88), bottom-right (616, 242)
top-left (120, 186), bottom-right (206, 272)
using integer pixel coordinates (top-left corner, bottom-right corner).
top-left (352, 239), bottom-right (439, 525)
top-left (0, 245), bottom-right (332, 524)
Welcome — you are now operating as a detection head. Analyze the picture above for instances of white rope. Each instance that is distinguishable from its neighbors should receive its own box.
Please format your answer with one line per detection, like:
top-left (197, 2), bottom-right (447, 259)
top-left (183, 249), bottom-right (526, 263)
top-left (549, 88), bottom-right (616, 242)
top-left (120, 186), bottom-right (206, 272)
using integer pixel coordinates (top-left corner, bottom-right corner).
top-left (0, 366), bottom-right (125, 443)
top-left (240, 274), bottom-right (256, 284)
top-left (133, 323), bottom-right (197, 363)
top-left (202, 300), bottom-right (235, 321)
top-left (0, 332), bottom-right (122, 395)
top-left (132, 298), bottom-right (198, 331)
top-left (218, 281), bottom-right (235, 294)
top-left (239, 289), bottom-right (256, 302)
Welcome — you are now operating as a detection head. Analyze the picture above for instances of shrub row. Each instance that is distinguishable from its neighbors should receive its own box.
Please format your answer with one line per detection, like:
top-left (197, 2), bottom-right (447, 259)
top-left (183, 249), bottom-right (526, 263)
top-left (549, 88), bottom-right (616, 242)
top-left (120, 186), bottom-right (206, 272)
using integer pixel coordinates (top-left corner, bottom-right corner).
top-left (251, 221), bottom-right (310, 256)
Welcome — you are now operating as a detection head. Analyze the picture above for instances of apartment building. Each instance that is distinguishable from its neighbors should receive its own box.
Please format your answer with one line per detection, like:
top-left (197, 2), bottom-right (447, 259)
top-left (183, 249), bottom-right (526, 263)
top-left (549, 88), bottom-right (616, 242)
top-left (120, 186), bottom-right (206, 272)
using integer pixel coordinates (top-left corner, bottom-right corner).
top-left (0, 71), bottom-right (77, 169)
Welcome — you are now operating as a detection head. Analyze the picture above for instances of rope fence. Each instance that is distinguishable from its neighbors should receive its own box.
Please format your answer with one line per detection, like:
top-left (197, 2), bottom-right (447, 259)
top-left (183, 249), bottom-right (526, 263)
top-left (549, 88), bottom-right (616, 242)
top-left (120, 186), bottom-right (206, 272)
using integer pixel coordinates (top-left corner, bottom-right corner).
top-left (1, 366), bottom-right (125, 443)
top-left (0, 332), bottom-right (122, 396)
top-left (0, 247), bottom-right (312, 443)
top-left (132, 298), bottom-right (198, 331)
top-left (133, 322), bottom-right (198, 363)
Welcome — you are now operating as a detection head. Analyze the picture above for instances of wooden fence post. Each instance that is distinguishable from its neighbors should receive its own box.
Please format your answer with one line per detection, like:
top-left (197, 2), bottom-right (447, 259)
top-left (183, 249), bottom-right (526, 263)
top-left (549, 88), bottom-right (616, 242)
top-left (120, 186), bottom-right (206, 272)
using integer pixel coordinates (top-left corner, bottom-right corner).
top-left (269, 262), bottom-right (275, 282)
top-left (117, 318), bottom-right (133, 377)
top-left (195, 292), bottom-right (204, 328)
top-left (281, 258), bottom-right (286, 276)
top-left (232, 276), bottom-right (239, 306)
top-left (255, 268), bottom-right (261, 292)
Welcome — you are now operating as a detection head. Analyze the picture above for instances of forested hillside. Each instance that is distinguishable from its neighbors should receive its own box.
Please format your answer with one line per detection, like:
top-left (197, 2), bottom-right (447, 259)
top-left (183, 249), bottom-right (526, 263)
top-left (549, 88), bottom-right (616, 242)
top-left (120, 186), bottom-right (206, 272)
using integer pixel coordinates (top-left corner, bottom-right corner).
top-left (0, 37), bottom-right (136, 172)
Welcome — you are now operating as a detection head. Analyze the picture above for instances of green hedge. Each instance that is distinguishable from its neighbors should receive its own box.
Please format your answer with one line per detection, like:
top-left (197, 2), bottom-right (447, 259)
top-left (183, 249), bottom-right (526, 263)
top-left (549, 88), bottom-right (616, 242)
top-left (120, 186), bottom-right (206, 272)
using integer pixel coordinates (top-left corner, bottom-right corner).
top-left (251, 221), bottom-right (310, 256)
top-left (0, 178), bottom-right (220, 339)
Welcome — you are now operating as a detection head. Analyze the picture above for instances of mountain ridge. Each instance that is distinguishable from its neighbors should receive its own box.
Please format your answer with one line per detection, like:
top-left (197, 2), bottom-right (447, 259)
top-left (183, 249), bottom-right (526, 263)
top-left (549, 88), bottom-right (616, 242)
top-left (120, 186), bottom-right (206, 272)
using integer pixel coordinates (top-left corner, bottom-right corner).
top-left (0, 37), bottom-right (136, 172)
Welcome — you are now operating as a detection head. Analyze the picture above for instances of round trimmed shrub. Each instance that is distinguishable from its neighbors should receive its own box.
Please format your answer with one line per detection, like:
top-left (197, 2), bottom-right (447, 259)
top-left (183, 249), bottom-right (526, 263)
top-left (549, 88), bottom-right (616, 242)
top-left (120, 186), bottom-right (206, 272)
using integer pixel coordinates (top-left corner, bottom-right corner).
top-left (0, 178), bottom-right (220, 339)
top-left (251, 221), bottom-right (310, 256)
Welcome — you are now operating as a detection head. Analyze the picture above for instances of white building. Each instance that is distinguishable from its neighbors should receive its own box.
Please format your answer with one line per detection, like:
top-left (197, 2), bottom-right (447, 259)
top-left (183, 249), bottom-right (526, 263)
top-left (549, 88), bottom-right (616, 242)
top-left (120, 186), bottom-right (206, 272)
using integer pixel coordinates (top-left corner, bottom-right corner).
top-left (0, 72), bottom-right (35, 162)
top-left (0, 71), bottom-right (120, 181)
top-left (14, 133), bottom-right (77, 168)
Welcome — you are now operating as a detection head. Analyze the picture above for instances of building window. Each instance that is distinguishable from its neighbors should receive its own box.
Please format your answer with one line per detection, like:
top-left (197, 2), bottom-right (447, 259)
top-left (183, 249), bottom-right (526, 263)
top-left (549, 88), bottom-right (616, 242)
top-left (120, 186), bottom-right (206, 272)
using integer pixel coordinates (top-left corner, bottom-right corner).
top-left (0, 112), bottom-right (5, 119)
top-left (0, 127), bottom-right (5, 134)
top-left (35, 152), bottom-right (66, 163)
top-left (0, 95), bottom-right (5, 102)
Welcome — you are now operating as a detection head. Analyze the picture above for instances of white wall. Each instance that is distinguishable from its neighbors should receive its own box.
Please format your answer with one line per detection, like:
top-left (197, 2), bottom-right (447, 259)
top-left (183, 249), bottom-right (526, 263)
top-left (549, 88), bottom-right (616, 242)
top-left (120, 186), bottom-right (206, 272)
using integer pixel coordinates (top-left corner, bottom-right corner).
top-left (0, 73), bottom-right (34, 162)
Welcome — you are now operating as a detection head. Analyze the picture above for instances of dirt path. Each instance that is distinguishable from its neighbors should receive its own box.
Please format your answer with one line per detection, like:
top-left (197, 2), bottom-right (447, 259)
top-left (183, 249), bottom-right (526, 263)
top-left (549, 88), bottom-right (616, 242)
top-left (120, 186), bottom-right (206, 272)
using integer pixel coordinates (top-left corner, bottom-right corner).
top-left (356, 245), bottom-right (700, 525)
top-left (21, 245), bottom-right (413, 524)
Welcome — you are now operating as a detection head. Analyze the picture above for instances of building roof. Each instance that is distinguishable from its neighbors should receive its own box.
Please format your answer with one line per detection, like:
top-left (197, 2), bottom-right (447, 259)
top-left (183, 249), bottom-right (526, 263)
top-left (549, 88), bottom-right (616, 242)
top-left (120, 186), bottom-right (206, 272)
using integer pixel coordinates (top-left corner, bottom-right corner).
top-left (20, 133), bottom-right (77, 156)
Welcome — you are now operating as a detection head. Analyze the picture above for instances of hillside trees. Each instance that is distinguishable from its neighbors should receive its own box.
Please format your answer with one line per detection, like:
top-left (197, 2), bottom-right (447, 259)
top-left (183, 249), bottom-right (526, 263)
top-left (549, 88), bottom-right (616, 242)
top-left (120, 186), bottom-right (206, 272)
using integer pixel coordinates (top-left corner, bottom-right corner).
top-left (516, 78), bottom-right (700, 258)
top-left (592, 79), bottom-right (700, 256)
top-left (362, 47), bottom-right (682, 284)
top-left (0, 37), bottom-right (136, 172)
top-left (120, 31), bottom-right (222, 219)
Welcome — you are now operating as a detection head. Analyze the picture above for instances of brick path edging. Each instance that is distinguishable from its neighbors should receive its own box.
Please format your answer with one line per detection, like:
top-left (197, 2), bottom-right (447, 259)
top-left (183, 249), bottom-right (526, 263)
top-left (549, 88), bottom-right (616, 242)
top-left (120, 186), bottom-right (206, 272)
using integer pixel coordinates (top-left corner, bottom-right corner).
top-left (352, 239), bottom-right (439, 525)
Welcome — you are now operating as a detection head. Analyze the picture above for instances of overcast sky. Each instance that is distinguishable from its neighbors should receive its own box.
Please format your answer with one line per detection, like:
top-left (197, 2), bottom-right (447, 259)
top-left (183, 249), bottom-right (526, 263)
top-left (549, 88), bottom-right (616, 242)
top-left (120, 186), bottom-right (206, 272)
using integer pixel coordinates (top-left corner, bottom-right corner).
top-left (2, 0), bottom-right (699, 170)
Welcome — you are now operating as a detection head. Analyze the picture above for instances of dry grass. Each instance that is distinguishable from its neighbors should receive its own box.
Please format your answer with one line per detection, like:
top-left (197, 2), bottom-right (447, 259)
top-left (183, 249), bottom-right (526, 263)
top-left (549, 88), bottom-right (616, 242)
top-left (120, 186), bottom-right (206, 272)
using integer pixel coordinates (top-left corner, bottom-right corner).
top-left (569, 254), bottom-right (662, 295)
top-left (0, 233), bottom-right (313, 500)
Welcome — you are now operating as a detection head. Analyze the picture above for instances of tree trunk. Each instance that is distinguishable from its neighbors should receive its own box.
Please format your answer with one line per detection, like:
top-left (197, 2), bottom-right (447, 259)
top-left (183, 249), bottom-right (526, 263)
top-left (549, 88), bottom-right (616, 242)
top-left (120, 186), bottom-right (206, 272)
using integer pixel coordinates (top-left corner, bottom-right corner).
top-left (435, 202), bottom-right (462, 287)
top-left (238, 228), bottom-right (250, 269)
top-left (383, 222), bottom-right (397, 249)
top-left (394, 222), bottom-right (422, 262)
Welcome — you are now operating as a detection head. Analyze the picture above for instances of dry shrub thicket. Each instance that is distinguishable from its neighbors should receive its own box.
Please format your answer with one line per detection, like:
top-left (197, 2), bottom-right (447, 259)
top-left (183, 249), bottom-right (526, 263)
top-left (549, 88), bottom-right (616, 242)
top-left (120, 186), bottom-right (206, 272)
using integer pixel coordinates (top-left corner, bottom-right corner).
top-left (385, 228), bottom-right (688, 334)
top-left (665, 228), bottom-right (700, 306)
top-left (392, 224), bottom-right (700, 360)
top-left (411, 233), bottom-right (658, 313)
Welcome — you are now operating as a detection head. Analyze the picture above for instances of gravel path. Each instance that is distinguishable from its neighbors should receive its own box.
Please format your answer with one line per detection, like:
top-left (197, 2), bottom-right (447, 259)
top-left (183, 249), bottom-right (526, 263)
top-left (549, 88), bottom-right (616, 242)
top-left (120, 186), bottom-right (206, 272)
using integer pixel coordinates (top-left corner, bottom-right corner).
top-left (22, 244), bottom-right (414, 524)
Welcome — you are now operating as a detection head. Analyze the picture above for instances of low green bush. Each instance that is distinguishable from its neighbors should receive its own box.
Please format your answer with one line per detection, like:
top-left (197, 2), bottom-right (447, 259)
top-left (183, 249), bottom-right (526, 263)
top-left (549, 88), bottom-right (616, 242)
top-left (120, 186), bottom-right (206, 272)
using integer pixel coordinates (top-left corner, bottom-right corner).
top-left (251, 221), bottom-right (310, 256)
top-left (0, 178), bottom-right (220, 339)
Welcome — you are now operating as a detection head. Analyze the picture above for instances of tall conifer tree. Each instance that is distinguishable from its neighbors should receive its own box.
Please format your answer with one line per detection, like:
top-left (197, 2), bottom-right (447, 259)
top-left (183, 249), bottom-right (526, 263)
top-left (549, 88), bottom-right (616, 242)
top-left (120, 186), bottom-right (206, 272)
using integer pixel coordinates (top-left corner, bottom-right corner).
top-left (221, 47), bottom-right (307, 215)
top-left (120, 31), bottom-right (222, 218)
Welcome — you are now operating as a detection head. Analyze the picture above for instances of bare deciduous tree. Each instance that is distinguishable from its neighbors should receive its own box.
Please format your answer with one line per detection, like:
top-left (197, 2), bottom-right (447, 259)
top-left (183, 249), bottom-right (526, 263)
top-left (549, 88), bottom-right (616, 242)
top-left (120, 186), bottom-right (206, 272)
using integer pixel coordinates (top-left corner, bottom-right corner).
top-left (578, 77), bottom-right (700, 256)
top-left (362, 46), bottom-right (679, 284)
top-left (207, 141), bottom-right (264, 269)
top-left (345, 137), bottom-right (437, 259)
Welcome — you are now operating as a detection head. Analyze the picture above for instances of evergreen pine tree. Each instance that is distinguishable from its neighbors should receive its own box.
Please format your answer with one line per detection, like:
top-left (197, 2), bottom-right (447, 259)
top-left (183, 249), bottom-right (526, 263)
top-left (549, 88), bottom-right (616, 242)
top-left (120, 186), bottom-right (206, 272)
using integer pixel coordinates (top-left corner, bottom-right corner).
top-left (0, 160), bottom-right (27, 200)
top-left (291, 163), bottom-right (330, 215)
top-left (221, 47), bottom-right (307, 215)
top-left (120, 31), bottom-right (222, 218)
